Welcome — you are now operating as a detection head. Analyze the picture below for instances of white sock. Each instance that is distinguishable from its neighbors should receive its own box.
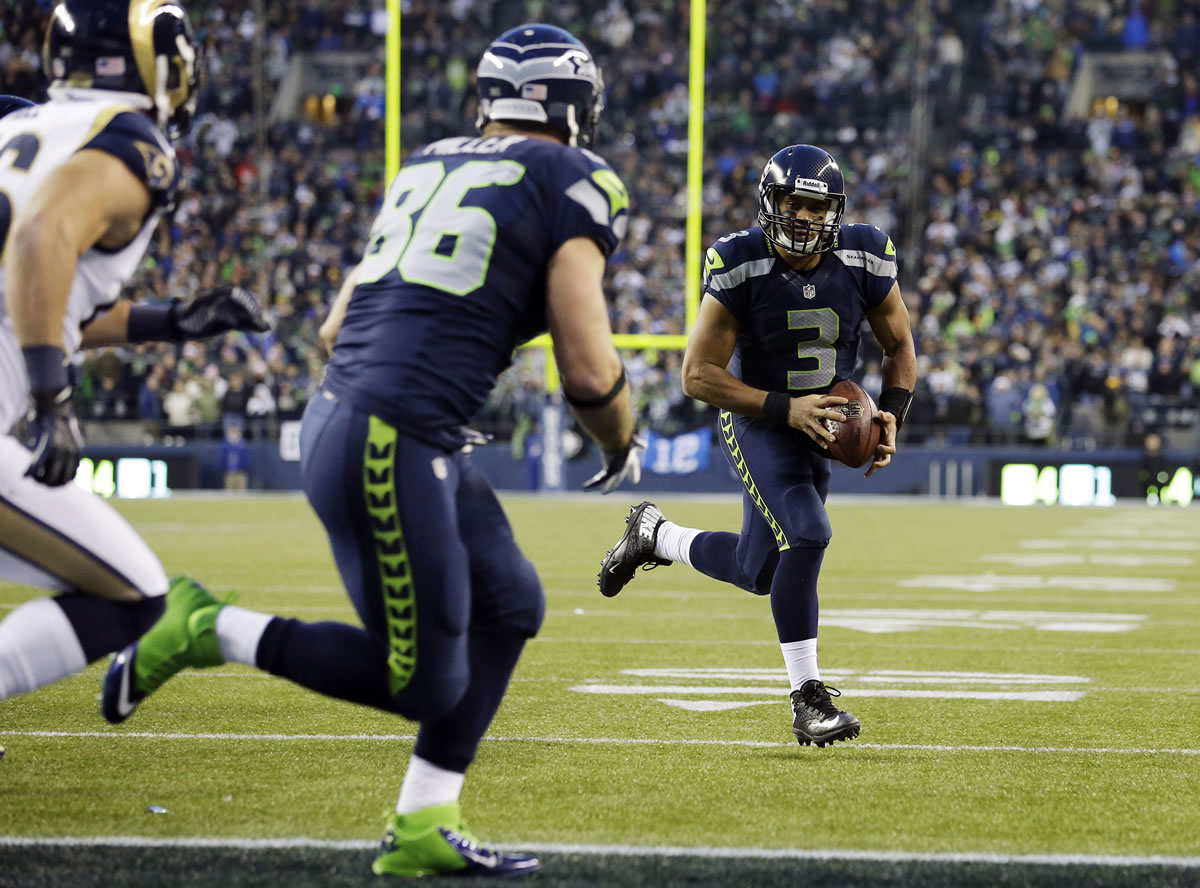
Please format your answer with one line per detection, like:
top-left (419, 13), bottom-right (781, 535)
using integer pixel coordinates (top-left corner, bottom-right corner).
top-left (655, 520), bottom-right (700, 567)
top-left (0, 598), bottom-right (87, 700)
top-left (780, 638), bottom-right (819, 691)
top-left (215, 605), bottom-right (275, 666)
top-left (396, 755), bottom-right (465, 814)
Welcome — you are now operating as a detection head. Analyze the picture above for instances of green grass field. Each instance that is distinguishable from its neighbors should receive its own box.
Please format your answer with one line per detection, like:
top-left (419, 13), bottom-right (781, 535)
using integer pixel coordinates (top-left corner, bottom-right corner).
top-left (2, 495), bottom-right (1199, 886)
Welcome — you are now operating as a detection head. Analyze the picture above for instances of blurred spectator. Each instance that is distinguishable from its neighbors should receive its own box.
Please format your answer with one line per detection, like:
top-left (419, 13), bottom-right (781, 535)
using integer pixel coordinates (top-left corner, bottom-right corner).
top-left (221, 372), bottom-right (251, 428)
top-left (219, 423), bottom-right (252, 491)
top-left (1022, 383), bottom-right (1057, 446)
top-left (163, 380), bottom-right (197, 429)
top-left (137, 373), bottom-right (165, 422)
top-left (986, 374), bottom-right (1024, 444)
top-left (2, 0), bottom-right (1196, 449)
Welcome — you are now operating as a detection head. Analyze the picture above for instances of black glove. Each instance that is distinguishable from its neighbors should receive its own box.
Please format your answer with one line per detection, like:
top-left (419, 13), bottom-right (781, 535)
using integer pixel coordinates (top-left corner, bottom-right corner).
top-left (21, 347), bottom-right (84, 488)
top-left (25, 388), bottom-right (83, 487)
top-left (170, 286), bottom-right (271, 339)
top-left (583, 435), bottom-right (646, 494)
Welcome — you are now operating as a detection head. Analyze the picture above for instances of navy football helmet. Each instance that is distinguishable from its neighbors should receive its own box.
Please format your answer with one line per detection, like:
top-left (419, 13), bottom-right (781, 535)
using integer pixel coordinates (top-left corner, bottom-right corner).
top-left (758, 144), bottom-right (846, 255)
top-left (0, 95), bottom-right (35, 119)
top-left (476, 24), bottom-right (604, 147)
top-left (43, 0), bottom-right (200, 140)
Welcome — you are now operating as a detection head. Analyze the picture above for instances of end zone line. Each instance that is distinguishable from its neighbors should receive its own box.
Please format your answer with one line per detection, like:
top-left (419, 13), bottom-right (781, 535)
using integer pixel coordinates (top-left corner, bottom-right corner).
top-left (3, 730), bottom-right (1199, 756)
top-left (0, 836), bottom-right (1197, 868)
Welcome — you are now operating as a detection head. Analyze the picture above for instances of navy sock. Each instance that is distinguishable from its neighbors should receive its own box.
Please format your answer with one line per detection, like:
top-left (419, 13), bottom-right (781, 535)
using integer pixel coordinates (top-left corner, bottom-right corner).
top-left (414, 627), bottom-right (527, 773)
top-left (689, 531), bottom-right (779, 594)
top-left (769, 546), bottom-right (824, 641)
top-left (256, 617), bottom-right (401, 712)
top-left (55, 593), bottom-right (165, 662)
top-left (688, 531), bottom-right (741, 584)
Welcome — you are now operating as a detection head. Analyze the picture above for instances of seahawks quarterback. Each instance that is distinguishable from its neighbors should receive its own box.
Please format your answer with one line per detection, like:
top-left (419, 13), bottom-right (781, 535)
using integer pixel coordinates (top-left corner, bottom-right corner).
top-left (599, 144), bottom-right (918, 747)
top-left (102, 23), bottom-right (640, 878)
top-left (0, 2), bottom-right (266, 705)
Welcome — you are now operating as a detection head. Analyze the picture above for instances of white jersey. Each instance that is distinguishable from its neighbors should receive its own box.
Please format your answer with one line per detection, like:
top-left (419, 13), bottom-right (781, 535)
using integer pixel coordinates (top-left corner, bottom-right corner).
top-left (0, 97), bottom-right (179, 434)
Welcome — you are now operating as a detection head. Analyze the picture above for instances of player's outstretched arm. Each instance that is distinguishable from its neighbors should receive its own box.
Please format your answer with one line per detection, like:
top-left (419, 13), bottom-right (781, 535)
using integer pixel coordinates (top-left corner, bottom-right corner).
top-left (5, 149), bottom-right (152, 486)
top-left (864, 282), bottom-right (917, 477)
top-left (546, 236), bottom-right (641, 493)
top-left (682, 294), bottom-right (846, 449)
top-left (80, 286), bottom-right (271, 349)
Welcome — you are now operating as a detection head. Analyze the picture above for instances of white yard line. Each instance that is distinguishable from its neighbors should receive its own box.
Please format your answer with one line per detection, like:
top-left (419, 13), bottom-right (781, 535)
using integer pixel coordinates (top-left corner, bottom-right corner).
top-left (0, 835), bottom-right (1196, 868)
top-left (3, 730), bottom-right (1199, 756)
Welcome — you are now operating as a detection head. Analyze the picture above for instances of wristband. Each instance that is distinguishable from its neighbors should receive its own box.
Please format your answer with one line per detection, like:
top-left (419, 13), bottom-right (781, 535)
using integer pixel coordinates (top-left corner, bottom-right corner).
top-left (21, 345), bottom-right (69, 398)
top-left (564, 367), bottom-right (627, 409)
top-left (762, 391), bottom-right (790, 424)
top-left (879, 387), bottom-right (913, 430)
top-left (126, 301), bottom-right (182, 343)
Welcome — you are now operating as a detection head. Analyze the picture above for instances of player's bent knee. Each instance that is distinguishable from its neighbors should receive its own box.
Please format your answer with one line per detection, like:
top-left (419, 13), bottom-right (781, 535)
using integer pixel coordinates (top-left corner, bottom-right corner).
top-left (495, 552), bottom-right (545, 637)
top-left (471, 547), bottom-right (545, 637)
top-left (389, 672), bottom-right (469, 721)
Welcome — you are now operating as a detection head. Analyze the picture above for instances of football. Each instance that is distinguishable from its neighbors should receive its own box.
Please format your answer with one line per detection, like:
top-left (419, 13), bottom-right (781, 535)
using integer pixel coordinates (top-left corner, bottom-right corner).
top-left (824, 379), bottom-right (882, 468)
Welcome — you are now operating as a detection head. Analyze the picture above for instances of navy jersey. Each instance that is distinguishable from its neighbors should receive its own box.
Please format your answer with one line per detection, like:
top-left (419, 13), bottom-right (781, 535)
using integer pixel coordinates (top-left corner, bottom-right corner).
top-left (702, 224), bottom-right (897, 394)
top-left (325, 134), bottom-right (629, 449)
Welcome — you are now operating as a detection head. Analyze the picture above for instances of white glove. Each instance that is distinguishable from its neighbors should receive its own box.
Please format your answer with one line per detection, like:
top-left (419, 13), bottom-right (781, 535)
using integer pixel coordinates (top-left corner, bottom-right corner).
top-left (583, 436), bottom-right (646, 494)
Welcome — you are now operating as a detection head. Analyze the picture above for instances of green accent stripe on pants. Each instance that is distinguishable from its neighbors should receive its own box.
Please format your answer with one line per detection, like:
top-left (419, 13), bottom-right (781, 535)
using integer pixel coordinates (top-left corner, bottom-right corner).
top-left (719, 410), bottom-right (790, 551)
top-left (364, 415), bottom-right (416, 694)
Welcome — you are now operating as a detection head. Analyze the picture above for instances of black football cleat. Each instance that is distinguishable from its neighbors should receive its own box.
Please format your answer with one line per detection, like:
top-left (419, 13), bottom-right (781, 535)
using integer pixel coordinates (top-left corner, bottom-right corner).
top-left (790, 679), bottom-right (861, 747)
top-left (597, 501), bottom-right (672, 597)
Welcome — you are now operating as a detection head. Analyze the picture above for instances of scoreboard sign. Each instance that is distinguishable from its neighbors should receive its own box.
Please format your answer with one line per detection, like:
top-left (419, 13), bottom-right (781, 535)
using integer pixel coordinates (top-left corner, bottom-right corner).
top-left (992, 461), bottom-right (1195, 507)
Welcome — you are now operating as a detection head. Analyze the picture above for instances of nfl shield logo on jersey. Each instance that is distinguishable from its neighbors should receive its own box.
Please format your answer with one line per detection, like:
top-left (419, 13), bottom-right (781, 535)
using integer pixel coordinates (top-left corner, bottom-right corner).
top-left (802, 284), bottom-right (817, 299)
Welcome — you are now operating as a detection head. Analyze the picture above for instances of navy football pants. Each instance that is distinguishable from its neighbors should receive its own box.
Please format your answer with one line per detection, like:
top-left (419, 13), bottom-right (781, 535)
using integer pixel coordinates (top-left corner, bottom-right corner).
top-left (687, 411), bottom-right (830, 641)
top-left (262, 391), bottom-right (544, 756)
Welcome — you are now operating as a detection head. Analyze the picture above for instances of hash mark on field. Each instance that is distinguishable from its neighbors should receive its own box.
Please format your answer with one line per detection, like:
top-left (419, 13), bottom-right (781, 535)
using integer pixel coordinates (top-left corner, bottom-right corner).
top-left (981, 553), bottom-right (1194, 568)
top-left (898, 575), bottom-right (1172, 593)
top-left (4, 730), bottom-right (1199, 756)
top-left (571, 683), bottom-right (1086, 702)
top-left (1020, 539), bottom-right (1200, 551)
top-left (0, 836), bottom-right (1198, 868)
top-left (535, 639), bottom-right (1200, 656)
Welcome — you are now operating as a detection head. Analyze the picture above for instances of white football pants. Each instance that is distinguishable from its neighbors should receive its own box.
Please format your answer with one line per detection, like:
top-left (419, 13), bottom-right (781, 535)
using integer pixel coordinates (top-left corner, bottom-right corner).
top-left (0, 435), bottom-right (167, 599)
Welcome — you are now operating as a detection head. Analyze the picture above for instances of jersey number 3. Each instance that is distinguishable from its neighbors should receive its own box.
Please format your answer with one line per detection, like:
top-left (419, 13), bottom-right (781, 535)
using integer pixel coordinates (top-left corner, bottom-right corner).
top-left (357, 159), bottom-right (525, 295)
top-left (787, 307), bottom-right (839, 390)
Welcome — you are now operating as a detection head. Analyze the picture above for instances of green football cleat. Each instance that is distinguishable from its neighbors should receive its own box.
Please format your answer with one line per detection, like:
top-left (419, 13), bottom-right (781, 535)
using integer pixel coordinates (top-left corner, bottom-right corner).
top-left (101, 576), bottom-right (228, 724)
top-left (372, 802), bottom-right (540, 878)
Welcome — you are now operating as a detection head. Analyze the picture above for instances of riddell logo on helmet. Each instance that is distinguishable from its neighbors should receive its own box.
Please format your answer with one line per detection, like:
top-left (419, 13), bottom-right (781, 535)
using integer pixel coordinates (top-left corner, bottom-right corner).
top-left (796, 178), bottom-right (828, 194)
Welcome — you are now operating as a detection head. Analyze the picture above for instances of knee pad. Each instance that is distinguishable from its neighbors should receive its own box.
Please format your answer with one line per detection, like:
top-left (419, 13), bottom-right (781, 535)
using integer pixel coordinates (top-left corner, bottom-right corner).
top-left (471, 546), bottom-right (545, 638)
top-left (391, 672), bottom-right (469, 722)
top-left (503, 552), bottom-right (545, 637)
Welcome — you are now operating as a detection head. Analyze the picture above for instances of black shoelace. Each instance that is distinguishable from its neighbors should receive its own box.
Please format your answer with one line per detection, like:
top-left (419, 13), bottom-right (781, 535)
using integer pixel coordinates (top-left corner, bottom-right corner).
top-left (799, 682), bottom-right (843, 717)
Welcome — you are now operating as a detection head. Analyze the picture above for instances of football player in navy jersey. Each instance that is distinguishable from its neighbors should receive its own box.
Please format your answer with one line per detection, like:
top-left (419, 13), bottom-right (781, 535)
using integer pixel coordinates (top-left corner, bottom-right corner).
top-left (599, 144), bottom-right (918, 748)
top-left (0, 4), bottom-right (266, 707)
top-left (104, 23), bottom-right (641, 878)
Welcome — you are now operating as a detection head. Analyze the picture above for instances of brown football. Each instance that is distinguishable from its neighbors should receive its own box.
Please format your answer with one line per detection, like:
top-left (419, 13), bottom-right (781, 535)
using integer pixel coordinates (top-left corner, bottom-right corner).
top-left (824, 379), bottom-right (882, 468)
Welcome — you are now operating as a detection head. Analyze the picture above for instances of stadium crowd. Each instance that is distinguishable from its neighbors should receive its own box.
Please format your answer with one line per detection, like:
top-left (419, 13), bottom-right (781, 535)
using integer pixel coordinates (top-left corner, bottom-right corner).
top-left (1, 0), bottom-right (1198, 450)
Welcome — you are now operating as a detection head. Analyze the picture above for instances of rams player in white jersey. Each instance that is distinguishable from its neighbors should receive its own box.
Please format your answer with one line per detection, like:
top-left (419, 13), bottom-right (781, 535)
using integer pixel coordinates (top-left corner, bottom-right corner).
top-left (0, 1), bottom-right (267, 703)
